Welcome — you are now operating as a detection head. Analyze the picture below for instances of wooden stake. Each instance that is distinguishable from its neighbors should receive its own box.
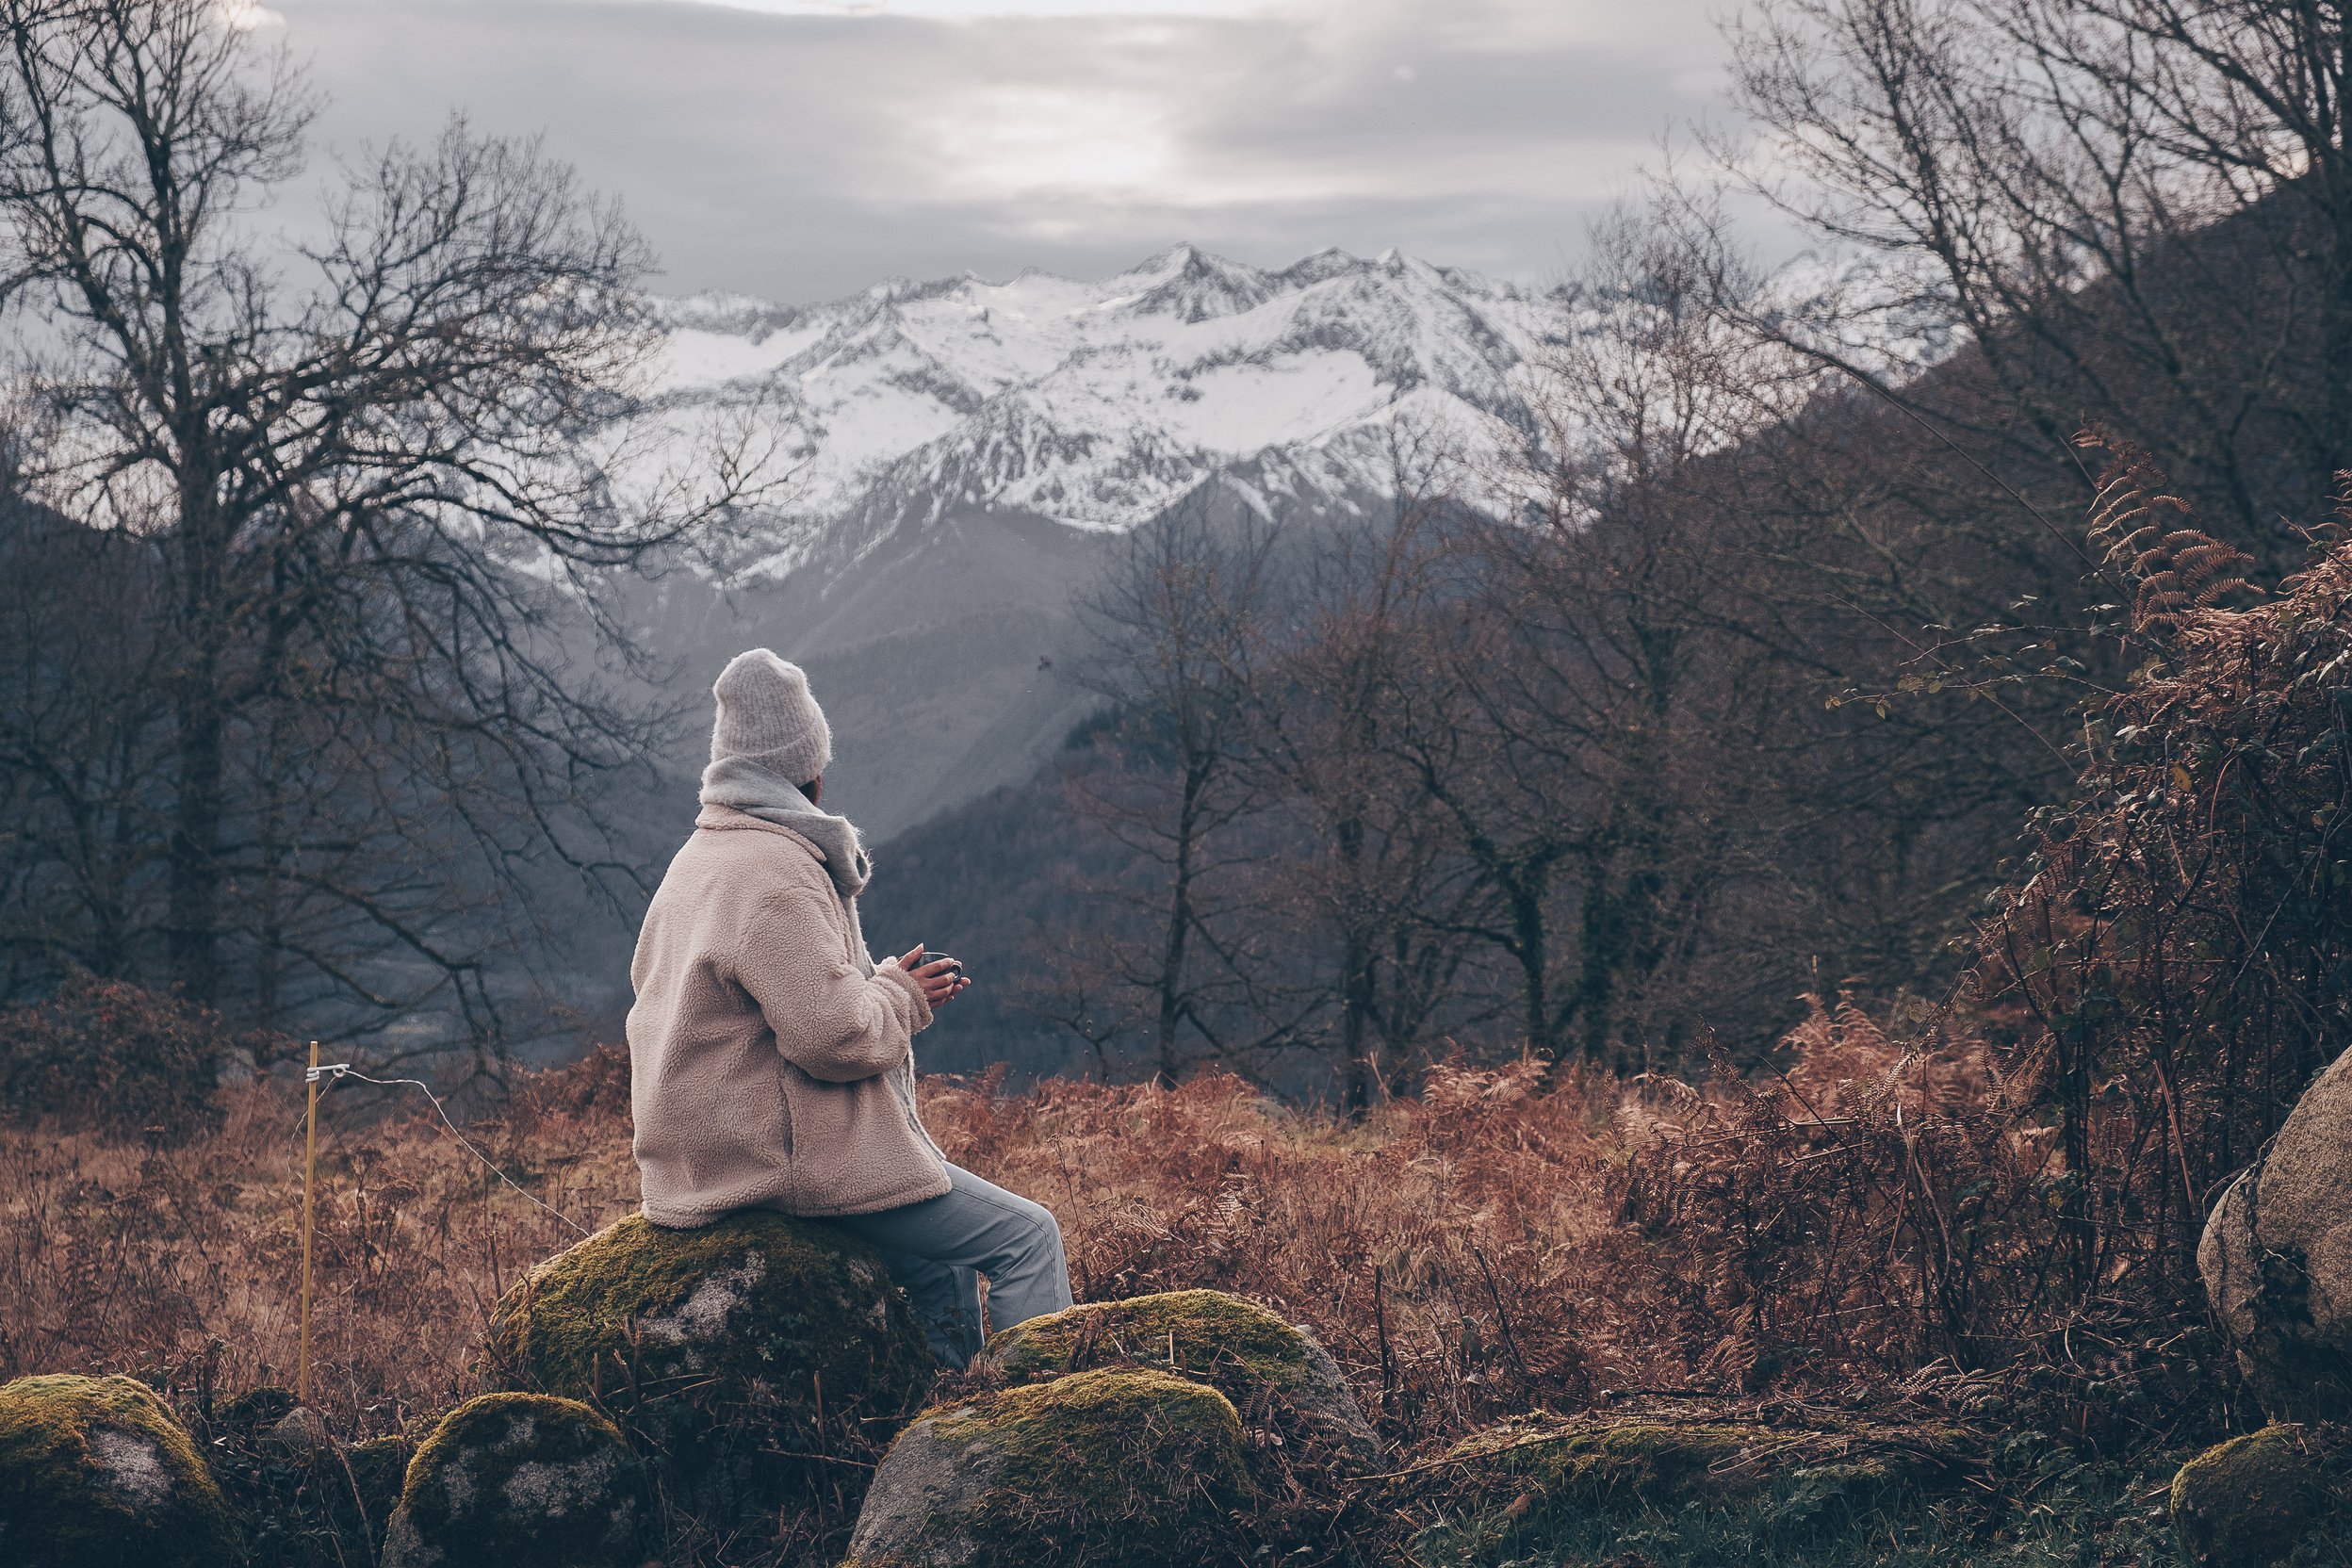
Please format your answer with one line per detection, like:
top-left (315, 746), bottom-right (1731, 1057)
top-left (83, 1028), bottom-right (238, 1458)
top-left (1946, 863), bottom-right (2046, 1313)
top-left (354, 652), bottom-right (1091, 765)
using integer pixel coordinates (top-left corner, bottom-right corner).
top-left (299, 1038), bottom-right (318, 1407)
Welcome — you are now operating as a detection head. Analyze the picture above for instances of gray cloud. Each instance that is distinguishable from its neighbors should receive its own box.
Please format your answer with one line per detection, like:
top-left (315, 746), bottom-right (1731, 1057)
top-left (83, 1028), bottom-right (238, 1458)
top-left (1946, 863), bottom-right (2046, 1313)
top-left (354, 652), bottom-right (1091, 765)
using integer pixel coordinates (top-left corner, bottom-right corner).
top-left (270, 0), bottom-right (1729, 300)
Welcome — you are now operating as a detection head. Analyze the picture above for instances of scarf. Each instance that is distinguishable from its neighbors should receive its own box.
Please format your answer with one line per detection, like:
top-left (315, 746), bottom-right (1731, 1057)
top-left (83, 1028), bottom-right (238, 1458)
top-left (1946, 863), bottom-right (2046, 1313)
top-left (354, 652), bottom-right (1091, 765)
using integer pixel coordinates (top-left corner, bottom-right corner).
top-left (700, 755), bottom-right (877, 976)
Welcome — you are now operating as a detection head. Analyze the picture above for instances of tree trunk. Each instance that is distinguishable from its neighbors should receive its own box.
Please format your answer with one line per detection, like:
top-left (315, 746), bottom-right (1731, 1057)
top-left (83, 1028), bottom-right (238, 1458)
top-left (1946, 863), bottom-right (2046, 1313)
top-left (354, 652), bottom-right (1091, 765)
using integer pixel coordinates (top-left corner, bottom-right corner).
top-left (1336, 813), bottom-right (1377, 1116)
top-left (167, 494), bottom-right (226, 1003)
top-left (2322, 158), bottom-right (2352, 504)
top-left (1504, 871), bottom-right (1552, 1068)
top-left (167, 673), bottom-right (224, 1001)
top-left (1152, 760), bottom-right (1208, 1086)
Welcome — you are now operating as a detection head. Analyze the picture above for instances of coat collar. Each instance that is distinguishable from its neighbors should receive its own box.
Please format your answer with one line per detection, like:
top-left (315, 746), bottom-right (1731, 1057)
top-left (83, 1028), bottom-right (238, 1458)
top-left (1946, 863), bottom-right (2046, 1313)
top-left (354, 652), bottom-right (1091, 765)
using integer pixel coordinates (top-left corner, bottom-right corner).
top-left (694, 802), bottom-right (828, 863)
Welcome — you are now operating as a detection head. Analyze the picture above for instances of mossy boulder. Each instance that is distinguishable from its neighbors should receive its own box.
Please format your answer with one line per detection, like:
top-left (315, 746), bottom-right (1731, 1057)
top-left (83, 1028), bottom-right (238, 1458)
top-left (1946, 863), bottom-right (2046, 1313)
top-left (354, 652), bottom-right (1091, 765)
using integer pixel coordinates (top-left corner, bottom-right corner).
top-left (486, 1210), bottom-right (931, 1523)
top-left (2169, 1425), bottom-right (2333, 1567)
top-left (843, 1367), bottom-right (1253, 1568)
top-left (975, 1288), bottom-right (1376, 1473)
top-left (348, 1432), bottom-right (416, 1536)
top-left (380, 1393), bottom-right (645, 1568)
top-left (1393, 1411), bottom-right (1973, 1560)
top-left (211, 1384), bottom-right (298, 1431)
top-left (0, 1373), bottom-right (239, 1568)
top-left (268, 1404), bottom-right (334, 1451)
top-left (2201, 1043), bottom-right (2352, 1421)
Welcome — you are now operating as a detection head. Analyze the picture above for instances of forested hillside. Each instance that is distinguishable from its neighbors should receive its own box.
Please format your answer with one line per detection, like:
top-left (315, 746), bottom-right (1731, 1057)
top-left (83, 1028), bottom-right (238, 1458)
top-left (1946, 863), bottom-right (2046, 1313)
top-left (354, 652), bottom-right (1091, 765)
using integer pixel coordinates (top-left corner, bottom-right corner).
top-left (875, 0), bottom-right (2352, 1097)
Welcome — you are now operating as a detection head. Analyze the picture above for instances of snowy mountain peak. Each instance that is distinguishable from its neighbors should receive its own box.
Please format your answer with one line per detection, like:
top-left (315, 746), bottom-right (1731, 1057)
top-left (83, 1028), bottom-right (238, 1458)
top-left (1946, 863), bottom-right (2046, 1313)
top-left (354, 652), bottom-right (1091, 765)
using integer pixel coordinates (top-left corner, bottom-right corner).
top-left (1279, 247), bottom-right (1364, 286)
top-left (1104, 244), bottom-right (1280, 322)
top-left (651, 245), bottom-right (1556, 577)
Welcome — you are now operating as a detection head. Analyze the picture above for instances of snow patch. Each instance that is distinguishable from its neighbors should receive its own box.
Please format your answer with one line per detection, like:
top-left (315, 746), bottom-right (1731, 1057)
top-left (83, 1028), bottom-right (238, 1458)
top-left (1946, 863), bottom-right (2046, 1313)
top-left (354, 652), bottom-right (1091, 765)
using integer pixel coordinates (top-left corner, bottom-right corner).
top-left (656, 323), bottom-right (828, 391)
top-left (1162, 351), bottom-right (1384, 454)
top-left (640, 244), bottom-right (1550, 557)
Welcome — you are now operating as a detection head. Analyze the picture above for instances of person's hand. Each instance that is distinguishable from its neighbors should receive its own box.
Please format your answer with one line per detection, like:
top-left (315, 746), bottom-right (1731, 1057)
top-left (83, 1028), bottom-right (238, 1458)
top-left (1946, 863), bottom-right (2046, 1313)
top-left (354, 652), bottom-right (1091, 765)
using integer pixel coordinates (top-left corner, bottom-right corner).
top-left (898, 943), bottom-right (972, 1008)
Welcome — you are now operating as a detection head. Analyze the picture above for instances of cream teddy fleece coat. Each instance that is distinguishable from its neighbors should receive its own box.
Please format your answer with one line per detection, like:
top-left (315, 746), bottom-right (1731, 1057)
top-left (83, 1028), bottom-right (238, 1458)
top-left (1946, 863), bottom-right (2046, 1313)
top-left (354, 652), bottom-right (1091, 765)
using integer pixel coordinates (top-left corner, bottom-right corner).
top-left (627, 804), bottom-right (952, 1226)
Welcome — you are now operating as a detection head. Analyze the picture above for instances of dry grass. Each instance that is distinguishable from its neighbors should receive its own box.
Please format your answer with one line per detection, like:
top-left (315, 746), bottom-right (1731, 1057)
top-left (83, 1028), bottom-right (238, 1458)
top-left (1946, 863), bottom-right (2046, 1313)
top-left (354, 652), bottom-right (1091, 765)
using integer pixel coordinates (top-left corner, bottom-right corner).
top-left (0, 1007), bottom-right (2184, 1468)
top-left (924, 1060), bottom-right (1655, 1444)
top-left (0, 1051), bottom-right (643, 1437)
top-left (0, 1046), bottom-right (1684, 1449)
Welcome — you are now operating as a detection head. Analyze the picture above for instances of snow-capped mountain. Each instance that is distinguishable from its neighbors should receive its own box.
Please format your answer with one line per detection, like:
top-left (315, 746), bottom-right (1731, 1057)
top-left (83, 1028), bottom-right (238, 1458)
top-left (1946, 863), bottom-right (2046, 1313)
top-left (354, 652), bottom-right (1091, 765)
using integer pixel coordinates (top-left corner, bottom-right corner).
top-left (649, 244), bottom-right (1553, 577)
top-left (628, 246), bottom-right (1560, 844)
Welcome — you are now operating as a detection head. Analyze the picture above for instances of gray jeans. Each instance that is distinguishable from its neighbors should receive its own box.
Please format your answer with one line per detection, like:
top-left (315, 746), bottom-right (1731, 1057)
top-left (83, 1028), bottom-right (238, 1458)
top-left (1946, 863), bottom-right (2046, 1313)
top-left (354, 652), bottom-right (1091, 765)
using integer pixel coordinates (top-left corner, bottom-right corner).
top-left (820, 1162), bottom-right (1073, 1368)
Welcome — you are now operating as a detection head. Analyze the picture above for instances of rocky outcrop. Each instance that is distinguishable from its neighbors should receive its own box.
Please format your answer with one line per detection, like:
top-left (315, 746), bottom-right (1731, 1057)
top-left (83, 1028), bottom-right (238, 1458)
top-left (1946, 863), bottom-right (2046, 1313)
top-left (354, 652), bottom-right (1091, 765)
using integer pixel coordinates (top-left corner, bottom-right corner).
top-left (0, 1373), bottom-right (239, 1568)
top-left (2200, 1045), bottom-right (2352, 1421)
top-left (1391, 1411), bottom-right (1976, 1560)
top-left (974, 1288), bottom-right (1375, 1472)
top-left (2169, 1424), bottom-right (2333, 1568)
top-left (380, 1393), bottom-right (645, 1568)
top-left (843, 1367), bottom-right (1253, 1568)
top-left (485, 1210), bottom-right (932, 1524)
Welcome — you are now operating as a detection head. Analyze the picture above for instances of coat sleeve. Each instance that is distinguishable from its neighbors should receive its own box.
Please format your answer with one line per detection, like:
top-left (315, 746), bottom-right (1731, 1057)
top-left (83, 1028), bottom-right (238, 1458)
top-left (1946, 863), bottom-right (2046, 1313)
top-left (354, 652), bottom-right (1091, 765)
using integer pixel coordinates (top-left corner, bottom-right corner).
top-left (731, 881), bottom-right (934, 1084)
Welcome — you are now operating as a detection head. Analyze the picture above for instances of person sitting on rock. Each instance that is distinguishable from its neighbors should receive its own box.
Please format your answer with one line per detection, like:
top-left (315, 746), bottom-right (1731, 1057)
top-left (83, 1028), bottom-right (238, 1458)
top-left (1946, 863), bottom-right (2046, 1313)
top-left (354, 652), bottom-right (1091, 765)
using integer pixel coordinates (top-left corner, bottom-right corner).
top-left (627, 648), bottom-right (1075, 1367)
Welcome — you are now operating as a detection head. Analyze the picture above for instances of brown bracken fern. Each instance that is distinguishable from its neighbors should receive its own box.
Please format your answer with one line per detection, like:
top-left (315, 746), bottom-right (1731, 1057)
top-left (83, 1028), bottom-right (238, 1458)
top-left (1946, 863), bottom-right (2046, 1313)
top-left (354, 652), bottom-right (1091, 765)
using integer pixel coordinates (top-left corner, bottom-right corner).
top-left (2077, 428), bottom-right (2255, 634)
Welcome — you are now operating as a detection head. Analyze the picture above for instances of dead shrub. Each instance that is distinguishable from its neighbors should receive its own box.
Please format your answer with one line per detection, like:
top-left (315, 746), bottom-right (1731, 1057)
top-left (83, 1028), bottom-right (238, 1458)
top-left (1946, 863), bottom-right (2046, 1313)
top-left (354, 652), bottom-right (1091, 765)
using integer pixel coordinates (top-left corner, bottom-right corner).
top-left (1621, 994), bottom-right (2044, 1387)
top-left (0, 972), bottom-right (287, 1143)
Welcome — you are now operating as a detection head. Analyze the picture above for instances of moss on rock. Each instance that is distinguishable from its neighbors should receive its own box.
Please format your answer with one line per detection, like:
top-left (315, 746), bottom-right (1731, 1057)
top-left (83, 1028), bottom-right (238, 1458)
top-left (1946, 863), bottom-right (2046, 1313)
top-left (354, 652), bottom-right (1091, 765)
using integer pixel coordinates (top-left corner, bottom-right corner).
top-left (380, 1393), bottom-right (645, 1568)
top-left (844, 1367), bottom-right (1253, 1568)
top-left (0, 1373), bottom-right (238, 1568)
top-left (1394, 1411), bottom-right (1974, 1562)
top-left (2169, 1425), bottom-right (2331, 1568)
top-left (976, 1288), bottom-right (1376, 1472)
top-left (1431, 1415), bottom-right (1802, 1509)
top-left (485, 1210), bottom-right (931, 1524)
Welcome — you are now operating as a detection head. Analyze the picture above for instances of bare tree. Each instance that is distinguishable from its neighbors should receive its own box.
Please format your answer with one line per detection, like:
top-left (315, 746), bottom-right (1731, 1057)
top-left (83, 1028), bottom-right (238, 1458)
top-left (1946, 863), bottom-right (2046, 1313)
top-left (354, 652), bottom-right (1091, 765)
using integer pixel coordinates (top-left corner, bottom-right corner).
top-left (0, 455), bottom-right (172, 996)
top-left (1238, 492), bottom-right (1490, 1108)
top-left (1058, 493), bottom-right (1290, 1085)
top-left (1019, 3), bottom-right (2352, 1095)
top-left (1722, 0), bottom-right (2352, 556)
top-left (1433, 199), bottom-right (2067, 1070)
top-left (0, 0), bottom-right (765, 1045)
top-left (1049, 475), bottom-right (1488, 1102)
top-left (1421, 210), bottom-right (1799, 1067)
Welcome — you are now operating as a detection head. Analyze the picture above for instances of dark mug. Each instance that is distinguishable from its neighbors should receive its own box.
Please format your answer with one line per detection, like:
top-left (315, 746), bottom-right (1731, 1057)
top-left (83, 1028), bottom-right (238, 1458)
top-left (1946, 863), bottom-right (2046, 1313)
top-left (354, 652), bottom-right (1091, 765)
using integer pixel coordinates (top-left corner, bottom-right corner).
top-left (917, 950), bottom-right (964, 977)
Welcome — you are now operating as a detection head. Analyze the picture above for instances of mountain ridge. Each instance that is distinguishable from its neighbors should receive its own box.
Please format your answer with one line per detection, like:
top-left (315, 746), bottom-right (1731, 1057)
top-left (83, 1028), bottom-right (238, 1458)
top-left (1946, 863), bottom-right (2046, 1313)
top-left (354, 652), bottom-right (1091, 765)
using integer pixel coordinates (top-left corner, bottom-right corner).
top-left (645, 244), bottom-right (1554, 580)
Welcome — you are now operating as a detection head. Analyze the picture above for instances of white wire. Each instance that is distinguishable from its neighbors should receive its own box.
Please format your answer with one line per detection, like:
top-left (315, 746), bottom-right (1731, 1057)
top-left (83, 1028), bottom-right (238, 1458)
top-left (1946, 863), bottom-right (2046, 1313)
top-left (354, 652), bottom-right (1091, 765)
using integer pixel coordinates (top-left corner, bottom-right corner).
top-left (305, 1063), bottom-right (591, 1237)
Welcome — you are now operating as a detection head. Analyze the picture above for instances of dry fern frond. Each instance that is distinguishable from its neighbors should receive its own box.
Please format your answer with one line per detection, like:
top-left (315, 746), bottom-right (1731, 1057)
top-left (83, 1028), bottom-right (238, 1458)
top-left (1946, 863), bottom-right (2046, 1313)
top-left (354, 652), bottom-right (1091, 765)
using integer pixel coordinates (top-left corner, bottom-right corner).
top-left (2076, 429), bottom-right (2255, 633)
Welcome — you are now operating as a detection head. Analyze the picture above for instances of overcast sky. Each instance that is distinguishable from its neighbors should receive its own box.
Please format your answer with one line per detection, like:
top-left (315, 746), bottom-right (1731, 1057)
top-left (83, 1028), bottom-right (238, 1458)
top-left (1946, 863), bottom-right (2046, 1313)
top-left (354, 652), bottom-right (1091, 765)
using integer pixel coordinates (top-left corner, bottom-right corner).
top-left (264, 0), bottom-right (1734, 303)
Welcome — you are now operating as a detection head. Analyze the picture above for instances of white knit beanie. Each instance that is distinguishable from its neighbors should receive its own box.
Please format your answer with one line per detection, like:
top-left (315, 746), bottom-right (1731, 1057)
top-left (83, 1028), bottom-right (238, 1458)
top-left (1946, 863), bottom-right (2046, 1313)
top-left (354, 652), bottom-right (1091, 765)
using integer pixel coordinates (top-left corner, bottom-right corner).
top-left (710, 649), bottom-right (832, 785)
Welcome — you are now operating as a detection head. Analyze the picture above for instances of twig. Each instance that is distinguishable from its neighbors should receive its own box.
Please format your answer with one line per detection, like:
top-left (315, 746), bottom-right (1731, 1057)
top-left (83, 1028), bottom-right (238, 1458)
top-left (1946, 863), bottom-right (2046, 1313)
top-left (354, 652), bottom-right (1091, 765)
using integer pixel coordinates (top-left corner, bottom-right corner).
top-left (1471, 1246), bottom-right (1535, 1397)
